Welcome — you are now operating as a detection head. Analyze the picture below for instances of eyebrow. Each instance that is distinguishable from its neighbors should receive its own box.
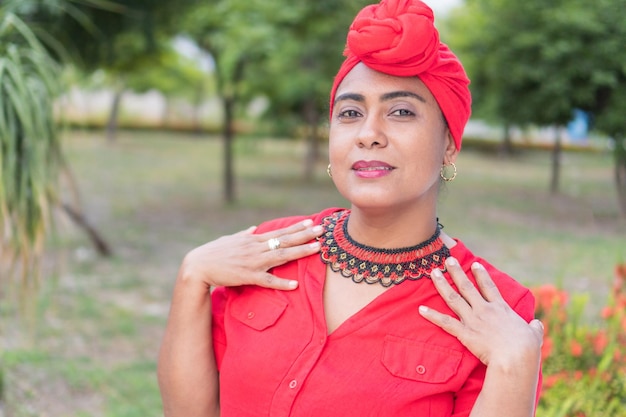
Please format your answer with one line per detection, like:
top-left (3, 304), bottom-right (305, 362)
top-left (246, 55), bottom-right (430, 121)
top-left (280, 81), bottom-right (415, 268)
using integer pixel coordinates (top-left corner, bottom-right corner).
top-left (334, 93), bottom-right (365, 106)
top-left (381, 91), bottom-right (427, 103)
top-left (334, 90), bottom-right (427, 107)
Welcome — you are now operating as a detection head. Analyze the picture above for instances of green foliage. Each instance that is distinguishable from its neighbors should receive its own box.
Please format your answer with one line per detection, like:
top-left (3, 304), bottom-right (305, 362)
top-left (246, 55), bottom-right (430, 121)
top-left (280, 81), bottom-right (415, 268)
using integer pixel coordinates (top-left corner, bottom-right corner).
top-left (445, 0), bottom-right (626, 207)
top-left (183, 0), bottom-right (286, 94)
top-left (5, 0), bottom-right (213, 117)
top-left (0, 11), bottom-right (63, 283)
top-left (533, 264), bottom-right (626, 416)
top-left (586, 0), bottom-right (626, 139)
top-left (249, 0), bottom-right (371, 130)
top-left (183, 0), bottom-right (370, 132)
top-left (181, 0), bottom-right (373, 193)
top-left (9, 0), bottom-right (199, 73)
top-left (2, 0), bottom-right (125, 64)
top-left (446, 0), bottom-right (626, 133)
top-left (124, 43), bottom-right (210, 100)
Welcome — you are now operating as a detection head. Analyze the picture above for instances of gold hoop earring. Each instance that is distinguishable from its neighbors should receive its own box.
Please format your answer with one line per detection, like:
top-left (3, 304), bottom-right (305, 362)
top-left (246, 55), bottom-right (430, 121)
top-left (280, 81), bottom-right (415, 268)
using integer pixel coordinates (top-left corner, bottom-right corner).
top-left (440, 162), bottom-right (457, 182)
top-left (327, 164), bottom-right (332, 178)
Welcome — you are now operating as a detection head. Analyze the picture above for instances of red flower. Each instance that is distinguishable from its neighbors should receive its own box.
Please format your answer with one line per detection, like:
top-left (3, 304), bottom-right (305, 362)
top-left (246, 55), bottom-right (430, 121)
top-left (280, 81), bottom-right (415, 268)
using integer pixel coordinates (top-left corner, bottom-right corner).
top-left (570, 340), bottom-right (583, 357)
top-left (543, 372), bottom-right (564, 389)
top-left (592, 330), bottom-right (609, 355)
top-left (601, 306), bottom-right (614, 319)
top-left (612, 263), bottom-right (626, 298)
top-left (531, 284), bottom-right (568, 319)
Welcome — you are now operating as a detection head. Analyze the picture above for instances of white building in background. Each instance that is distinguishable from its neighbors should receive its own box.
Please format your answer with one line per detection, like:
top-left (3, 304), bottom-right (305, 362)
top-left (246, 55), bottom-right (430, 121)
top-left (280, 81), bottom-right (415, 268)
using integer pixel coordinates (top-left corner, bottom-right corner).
top-left (58, 86), bottom-right (223, 131)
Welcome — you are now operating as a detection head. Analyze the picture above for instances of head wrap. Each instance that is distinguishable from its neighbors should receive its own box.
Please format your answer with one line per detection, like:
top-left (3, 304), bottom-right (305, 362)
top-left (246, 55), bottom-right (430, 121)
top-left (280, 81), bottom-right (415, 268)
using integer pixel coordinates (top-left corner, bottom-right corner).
top-left (330, 0), bottom-right (471, 150)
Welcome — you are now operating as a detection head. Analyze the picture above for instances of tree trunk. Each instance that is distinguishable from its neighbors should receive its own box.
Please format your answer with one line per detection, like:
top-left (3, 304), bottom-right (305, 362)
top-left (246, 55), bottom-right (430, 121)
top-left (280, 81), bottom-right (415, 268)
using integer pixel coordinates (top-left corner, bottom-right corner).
top-left (192, 80), bottom-right (206, 135)
top-left (550, 126), bottom-right (562, 195)
top-left (161, 97), bottom-right (171, 129)
top-left (615, 137), bottom-right (626, 218)
top-left (222, 94), bottom-right (235, 204)
top-left (221, 57), bottom-right (247, 204)
top-left (106, 87), bottom-right (124, 143)
top-left (61, 202), bottom-right (112, 257)
top-left (302, 98), bottom-right (320, 183)
top-left (499, 122), bottom-right (513, 156)
top-left (161, 95), bottom-right (172, 129)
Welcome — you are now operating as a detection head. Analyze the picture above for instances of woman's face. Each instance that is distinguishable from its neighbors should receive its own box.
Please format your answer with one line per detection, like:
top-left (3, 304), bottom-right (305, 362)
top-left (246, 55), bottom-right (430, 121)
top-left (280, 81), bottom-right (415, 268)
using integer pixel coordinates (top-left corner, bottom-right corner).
top-left (329, 63), bottom-right (457, 213)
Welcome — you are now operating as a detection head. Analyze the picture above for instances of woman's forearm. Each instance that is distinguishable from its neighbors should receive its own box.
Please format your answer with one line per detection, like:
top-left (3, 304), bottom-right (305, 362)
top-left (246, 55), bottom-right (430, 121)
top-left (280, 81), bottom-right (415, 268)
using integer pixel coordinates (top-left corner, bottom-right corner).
top-left (158, 272), bottom-right (220, 417)
top-left (469, 350), bottom-right (541, 417)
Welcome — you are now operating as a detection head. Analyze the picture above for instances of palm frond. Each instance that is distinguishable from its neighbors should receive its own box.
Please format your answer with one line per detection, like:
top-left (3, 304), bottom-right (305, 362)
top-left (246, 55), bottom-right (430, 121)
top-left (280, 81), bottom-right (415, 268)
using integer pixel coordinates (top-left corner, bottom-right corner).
top-left (0, 12), bottom-right (63, 287)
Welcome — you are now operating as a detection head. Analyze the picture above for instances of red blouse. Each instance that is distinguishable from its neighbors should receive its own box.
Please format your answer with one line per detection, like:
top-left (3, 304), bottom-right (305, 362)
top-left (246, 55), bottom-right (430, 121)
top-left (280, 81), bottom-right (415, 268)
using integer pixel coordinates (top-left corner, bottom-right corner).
top-left (212, 208), bottom-right (540, 417)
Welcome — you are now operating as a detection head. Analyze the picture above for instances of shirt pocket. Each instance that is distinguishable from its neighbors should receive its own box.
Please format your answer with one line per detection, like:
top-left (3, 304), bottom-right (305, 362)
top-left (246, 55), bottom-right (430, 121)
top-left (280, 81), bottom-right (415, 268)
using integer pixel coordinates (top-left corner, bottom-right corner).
top-left (381, 334), bottom-right (463, 384)
top-left (230, 290), bottom-right (288, 331)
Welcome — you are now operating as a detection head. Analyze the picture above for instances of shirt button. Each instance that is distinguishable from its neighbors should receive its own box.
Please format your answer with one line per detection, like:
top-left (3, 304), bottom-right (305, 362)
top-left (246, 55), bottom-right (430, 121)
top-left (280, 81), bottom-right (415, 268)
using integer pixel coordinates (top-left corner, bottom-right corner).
top-left (416, 365), bottom-right (426, 375)
top-left (289, 379), bottom-right (298, 389)
top-left (247, 312), bottom-right (255, 319)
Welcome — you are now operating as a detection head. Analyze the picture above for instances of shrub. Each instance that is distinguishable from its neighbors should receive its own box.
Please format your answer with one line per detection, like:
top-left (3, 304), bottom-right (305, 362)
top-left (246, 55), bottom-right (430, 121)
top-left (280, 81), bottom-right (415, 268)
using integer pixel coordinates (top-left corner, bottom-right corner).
top-left (534, 264), bottom-right (626, 417)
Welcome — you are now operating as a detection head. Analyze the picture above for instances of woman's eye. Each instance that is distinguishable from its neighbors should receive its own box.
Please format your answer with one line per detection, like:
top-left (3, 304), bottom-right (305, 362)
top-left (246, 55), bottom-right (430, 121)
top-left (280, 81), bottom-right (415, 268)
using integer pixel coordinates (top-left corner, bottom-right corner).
top-left (338, 109), bottom-right (361, 118)
top-left (390, 108), bottom-right (414, 117)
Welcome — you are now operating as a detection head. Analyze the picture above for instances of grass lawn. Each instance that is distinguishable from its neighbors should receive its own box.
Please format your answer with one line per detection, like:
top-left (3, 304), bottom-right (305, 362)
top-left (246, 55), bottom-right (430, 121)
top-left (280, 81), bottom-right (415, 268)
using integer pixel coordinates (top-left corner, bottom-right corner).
top-left (1, 129), bottom-right (625, 416)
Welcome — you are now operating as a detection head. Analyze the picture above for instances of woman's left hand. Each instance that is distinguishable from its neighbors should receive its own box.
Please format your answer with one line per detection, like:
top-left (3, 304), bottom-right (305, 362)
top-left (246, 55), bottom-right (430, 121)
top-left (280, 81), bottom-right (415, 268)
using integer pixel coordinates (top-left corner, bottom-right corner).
top-left (418, 257), bottom-right (543, 367)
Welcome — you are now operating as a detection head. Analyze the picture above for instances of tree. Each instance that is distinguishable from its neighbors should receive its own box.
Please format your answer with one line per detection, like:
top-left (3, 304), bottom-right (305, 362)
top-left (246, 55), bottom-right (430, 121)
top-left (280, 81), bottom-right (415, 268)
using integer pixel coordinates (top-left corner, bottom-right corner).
top-left (587, 0), bottom-right (626, 216)
top-left (1, 1), bottom-right (123, 294)
top-left (249, 0), bottom-right (371, 182)
top-left (183, 0), bottom-right (291, 203)
top-left (23, 0), bottom-right (200, 141)
top-left (126, 44), bottom-right (212, 131)
top-left (446, 0), bottom-right (626, 198)
top-left (184, 0), bottom-right (372, 201)
top-left (0, 11), bottom-right (63, 289)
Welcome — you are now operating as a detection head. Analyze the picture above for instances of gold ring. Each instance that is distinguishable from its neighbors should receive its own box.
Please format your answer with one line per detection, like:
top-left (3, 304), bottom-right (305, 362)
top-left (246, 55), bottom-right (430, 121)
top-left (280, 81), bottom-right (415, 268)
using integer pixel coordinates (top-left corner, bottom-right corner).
top-left (267, 238), bottom-right (281, 251)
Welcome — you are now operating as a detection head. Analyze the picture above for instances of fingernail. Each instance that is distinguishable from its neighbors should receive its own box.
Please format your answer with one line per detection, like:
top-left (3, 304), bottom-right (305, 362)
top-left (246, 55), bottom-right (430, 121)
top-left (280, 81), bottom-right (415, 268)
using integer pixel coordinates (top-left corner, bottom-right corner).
top-left (445, 257), bottom-right (457, 267)
top-left (418, 305), bottom-right (429, 314)
top-left (312, 225), bottom-right (323, 233)
top-left (431, 268), bottom-right (443, 279)
top-left (471, 261), bottom-right (484, 271)
top-left (288, 280), bottom-right (299, 289)
top-left (309, 241), bottom-right (321, 249)
top-left (302, 219), bottom-right (313, 226)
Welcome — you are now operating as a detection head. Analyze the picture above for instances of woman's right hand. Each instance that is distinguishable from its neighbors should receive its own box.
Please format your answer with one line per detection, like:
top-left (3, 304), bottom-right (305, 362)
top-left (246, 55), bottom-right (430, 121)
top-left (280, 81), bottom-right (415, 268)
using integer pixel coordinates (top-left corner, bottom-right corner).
top-left (161, 220), bottom-right (322, 417)
top-left (178, 219), bottom-right (324, 291)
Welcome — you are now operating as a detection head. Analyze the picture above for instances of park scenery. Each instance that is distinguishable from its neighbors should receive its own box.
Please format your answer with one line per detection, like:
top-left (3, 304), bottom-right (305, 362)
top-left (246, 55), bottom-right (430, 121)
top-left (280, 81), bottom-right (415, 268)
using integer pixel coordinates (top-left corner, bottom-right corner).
top-left (1, 1), bottom-right (626, 416)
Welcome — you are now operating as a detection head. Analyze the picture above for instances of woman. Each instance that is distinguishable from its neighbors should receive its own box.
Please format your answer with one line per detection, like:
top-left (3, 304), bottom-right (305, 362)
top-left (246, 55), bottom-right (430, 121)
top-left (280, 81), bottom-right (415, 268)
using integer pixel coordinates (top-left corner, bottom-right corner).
top-left (158, 1), bottom-right (543, 416)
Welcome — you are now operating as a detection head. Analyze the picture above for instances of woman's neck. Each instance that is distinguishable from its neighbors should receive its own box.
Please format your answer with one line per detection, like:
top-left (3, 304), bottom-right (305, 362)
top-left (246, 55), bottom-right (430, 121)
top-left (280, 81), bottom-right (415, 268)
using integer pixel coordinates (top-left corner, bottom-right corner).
top-left (346, 206), bottom-right (439, 249)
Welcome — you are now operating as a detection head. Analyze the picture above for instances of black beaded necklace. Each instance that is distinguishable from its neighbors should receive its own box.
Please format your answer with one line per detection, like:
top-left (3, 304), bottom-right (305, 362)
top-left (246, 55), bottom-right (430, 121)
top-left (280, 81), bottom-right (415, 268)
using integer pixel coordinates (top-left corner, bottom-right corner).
top-left (319, 210), bottom-right (449, 287)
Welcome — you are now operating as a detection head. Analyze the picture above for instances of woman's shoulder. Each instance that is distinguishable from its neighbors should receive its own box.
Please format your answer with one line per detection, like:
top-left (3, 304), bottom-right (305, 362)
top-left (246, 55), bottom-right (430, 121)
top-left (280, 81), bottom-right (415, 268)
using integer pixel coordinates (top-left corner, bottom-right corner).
top-left (254, 207), bottom-right (345, 234)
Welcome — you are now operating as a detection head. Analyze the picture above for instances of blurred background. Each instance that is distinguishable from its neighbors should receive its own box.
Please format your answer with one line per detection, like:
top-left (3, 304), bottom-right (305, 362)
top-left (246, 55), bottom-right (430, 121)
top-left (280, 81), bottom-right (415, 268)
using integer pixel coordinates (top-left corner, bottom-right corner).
top-left (1, 0), bottom-right (625, 415)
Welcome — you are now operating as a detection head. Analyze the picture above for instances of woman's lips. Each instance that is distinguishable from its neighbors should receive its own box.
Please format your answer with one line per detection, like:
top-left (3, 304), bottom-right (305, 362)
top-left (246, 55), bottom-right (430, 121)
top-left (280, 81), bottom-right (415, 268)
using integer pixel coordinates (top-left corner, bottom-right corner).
top-left (351, 160), bottom-right (395, 178)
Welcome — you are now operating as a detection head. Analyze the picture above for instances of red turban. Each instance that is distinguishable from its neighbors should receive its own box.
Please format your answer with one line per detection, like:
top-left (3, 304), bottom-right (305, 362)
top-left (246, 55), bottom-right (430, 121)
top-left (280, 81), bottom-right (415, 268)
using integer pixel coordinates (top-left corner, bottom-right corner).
top-left (330, 0), bottom-right (471, 150)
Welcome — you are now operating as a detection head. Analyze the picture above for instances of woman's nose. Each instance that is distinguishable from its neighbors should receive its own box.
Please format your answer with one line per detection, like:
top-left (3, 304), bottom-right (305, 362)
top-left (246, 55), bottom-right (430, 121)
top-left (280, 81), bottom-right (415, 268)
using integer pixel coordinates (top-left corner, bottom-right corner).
top-left (357, 115), bottom-right (388, 148)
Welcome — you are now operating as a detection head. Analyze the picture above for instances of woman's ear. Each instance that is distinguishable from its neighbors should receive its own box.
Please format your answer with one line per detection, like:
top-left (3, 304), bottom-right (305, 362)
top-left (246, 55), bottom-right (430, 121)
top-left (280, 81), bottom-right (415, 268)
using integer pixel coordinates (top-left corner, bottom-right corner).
top-left (443, 130), bottom-right (459, 164)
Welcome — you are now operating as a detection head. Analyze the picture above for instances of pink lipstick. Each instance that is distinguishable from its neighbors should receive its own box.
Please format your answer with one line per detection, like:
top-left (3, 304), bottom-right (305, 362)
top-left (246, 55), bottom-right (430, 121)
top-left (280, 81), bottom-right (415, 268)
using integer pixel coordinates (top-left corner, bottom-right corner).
top-left (351, 160), bottom-right (395, 178)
